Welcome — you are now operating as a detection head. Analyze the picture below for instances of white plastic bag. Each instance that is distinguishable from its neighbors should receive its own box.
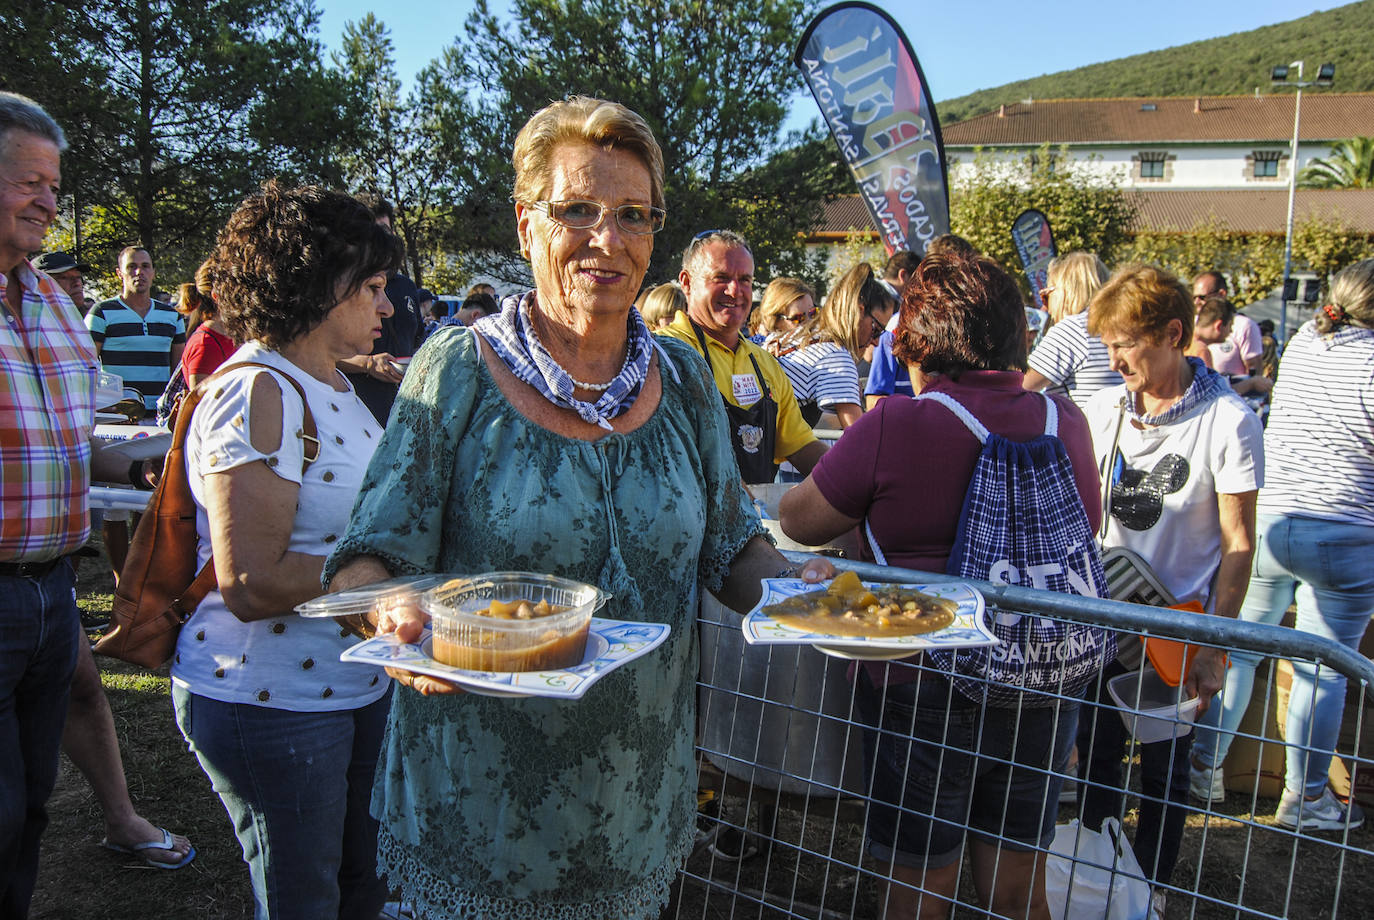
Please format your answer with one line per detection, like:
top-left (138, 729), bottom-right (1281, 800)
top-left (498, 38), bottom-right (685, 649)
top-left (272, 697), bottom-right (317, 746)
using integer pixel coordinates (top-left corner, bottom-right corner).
top-left (1045, 817), bottom-right (1152, 920)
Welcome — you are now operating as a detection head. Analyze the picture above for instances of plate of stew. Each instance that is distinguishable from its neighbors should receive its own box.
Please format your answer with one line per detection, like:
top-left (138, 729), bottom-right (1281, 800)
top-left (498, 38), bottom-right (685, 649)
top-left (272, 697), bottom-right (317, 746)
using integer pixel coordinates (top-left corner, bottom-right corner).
top-left (742, 571), bottom-right (994, 660)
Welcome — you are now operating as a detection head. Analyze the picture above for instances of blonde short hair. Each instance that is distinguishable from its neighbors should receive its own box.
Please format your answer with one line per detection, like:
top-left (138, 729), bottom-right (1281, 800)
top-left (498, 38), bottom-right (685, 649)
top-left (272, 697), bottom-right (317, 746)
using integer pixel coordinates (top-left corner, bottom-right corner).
top-left (1088, 263), bottom-right (1194, 349)
top-left (1045, 251), bottom-right (1108, 323)
top-left (640, 282), bottom-right (685, 327)
top-left (754, 277), bottom-right (815, 336)
top-left (512, 96), bottom-right (664, 210)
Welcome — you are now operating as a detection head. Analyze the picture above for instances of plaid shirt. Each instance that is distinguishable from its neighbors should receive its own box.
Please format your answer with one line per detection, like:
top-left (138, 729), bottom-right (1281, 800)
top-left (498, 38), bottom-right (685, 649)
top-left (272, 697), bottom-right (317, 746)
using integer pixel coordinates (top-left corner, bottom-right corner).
top-left (1, 261), bottom-right (98, 561)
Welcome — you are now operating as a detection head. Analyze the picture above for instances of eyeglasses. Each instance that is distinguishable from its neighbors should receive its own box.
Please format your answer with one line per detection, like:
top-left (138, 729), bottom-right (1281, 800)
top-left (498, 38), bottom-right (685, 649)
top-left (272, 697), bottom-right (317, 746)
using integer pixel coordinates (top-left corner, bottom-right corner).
top-left (527, 199), bottom-right (666, 235)
top-left (782, 307), bottom-right (817, 323)
top-left (868, 315), bottom-right (886, 343)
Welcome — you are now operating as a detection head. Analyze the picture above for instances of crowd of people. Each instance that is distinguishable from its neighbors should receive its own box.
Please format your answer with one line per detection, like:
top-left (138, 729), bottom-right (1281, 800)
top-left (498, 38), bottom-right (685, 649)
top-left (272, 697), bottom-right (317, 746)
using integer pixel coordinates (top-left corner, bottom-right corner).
top-left (4, 84), bottom-right (1373, 920)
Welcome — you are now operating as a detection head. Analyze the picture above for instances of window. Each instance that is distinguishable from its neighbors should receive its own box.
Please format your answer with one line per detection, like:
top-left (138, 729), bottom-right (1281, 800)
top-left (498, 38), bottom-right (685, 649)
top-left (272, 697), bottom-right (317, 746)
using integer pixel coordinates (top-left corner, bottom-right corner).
top-left (1254, 151), bottom-right (1282, 179)
top-left (1140, 152), bottom-right (1166, 179)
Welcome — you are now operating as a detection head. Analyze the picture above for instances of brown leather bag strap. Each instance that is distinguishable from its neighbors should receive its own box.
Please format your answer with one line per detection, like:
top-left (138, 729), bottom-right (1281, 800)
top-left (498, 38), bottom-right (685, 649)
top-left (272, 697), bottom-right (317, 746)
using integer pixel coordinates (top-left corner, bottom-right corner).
top-left (172, 561), bottom-right (219, 622)
top-left (172, 359), bottom-right (323, 607)
top-left (192, 360), bottom-right (319, 466)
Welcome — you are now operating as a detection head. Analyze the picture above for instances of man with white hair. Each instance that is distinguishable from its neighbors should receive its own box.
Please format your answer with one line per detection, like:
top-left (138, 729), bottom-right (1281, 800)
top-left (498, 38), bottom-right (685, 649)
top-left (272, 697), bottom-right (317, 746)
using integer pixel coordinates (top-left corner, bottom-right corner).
top-left (0, 92), bottom-right (192, 916)
top-left (0, 90), bottom-right (95, 917)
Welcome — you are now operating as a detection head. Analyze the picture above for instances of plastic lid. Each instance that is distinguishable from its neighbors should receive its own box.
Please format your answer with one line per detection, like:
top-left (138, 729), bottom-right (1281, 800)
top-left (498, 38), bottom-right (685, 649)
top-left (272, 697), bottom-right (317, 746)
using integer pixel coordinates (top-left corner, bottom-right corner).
top-left (295, 575), bottom-right (449, 618)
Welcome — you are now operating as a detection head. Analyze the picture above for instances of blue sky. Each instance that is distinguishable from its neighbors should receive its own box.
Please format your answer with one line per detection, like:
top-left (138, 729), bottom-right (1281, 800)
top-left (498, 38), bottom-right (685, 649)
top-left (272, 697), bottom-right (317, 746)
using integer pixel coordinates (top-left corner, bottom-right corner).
top-left (316, 0), bottom-right (1346, 132)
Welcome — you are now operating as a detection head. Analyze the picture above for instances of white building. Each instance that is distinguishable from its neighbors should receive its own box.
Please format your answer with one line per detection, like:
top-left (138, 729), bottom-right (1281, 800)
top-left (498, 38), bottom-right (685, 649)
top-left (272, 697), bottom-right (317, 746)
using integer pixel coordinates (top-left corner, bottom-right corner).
top-left (809, 93), bottom-right (1374, 250)
top-left (941, 93), bottom-right (1374, 191)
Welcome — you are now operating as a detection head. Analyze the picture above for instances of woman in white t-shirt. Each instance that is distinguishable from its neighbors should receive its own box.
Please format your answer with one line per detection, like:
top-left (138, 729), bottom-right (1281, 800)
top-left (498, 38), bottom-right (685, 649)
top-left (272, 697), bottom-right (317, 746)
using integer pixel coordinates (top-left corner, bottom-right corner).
top-left (171, 183), bottom-right (403, 920)
top-left (1192, 259), bottom-right (1374, 833)
top-left (1079, 264), bottom-right (1262, 895)
top-left (1024, 251), bottom-right (1121, 407)
top-left (774, 263), bottom-right (895, 429)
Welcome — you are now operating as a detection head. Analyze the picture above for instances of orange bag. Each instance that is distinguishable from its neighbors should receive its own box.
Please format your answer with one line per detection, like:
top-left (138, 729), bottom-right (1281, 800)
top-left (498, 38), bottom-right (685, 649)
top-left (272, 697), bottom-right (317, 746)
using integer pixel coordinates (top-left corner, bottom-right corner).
top-left (94, 363), bottom-right (318, 668)
top-left (1143, 600), bottom-right (1229, 687)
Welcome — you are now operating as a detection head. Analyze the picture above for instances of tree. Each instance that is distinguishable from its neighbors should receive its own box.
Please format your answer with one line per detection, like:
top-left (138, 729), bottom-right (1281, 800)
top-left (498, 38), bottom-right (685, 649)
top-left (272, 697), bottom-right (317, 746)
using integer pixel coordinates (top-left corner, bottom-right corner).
top-left (1293, 214), bottom-right (1373, 282)
top-left (949, 145), bottom-right (1139, 290)
top-left (1122, 217), bottom-right (1283, 307)
top-left (334, 16), bottom-right (494, 289)
top-left (439, 0), bottom-right (830, 286)
top-left (3, 0), bottom-right (355, 283)
top-left (1119, 213), bottom-right (1370, 306)
top-left (1299, 137), bottom-right (1374, 189)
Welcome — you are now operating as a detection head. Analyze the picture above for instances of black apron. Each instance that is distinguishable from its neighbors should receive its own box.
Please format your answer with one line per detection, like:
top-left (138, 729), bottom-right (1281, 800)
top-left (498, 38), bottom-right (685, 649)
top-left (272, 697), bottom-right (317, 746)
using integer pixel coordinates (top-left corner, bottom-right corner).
top-left (692, 322), bottom-right (780, 484)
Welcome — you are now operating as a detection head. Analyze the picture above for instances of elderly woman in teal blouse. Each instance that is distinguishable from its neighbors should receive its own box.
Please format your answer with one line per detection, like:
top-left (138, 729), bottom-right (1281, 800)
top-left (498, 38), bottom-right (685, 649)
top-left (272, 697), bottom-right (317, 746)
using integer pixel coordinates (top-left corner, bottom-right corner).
top-left (324, 96), bottom-right (831, 920)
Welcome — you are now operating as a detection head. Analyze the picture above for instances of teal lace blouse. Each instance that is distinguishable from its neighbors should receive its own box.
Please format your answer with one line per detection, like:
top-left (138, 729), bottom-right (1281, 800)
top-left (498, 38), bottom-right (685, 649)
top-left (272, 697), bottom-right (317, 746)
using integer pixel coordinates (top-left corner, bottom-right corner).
top-left (325, 326), bottom-right (763, 920)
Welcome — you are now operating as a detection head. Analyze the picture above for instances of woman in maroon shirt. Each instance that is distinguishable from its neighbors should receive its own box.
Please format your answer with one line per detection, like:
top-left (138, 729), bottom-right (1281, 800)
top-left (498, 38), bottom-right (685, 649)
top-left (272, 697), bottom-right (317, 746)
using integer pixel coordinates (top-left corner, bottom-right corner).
top-left (781, 254), bottom-right (1102, 920)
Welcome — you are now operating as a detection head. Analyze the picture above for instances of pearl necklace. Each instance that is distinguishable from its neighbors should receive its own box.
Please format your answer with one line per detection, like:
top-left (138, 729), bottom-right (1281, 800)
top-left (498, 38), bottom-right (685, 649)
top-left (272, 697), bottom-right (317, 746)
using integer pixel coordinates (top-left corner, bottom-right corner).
top-left (567, 373), bottom-right (614, 392)
top-left (525, 310), bottom-right (630, 393)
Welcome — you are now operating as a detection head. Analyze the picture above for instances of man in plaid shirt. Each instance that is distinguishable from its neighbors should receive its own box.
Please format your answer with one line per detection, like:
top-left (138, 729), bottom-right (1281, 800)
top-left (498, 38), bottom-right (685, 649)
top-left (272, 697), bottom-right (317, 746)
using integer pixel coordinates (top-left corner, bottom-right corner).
top-left (0, 92), bottom-right (146, 917)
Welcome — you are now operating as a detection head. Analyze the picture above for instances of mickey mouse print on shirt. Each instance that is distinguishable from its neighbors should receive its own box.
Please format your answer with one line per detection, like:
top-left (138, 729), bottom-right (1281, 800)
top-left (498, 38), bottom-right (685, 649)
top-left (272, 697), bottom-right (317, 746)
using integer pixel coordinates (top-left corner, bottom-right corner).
top-left (1107, 452), bottom-right (1189, 531)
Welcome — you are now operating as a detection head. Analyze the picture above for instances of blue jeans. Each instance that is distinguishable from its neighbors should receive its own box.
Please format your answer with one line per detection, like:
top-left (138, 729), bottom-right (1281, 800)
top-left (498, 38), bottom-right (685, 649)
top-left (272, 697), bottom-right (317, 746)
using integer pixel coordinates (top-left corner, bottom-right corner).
top-left (1193, 514), bottom-right (1374, 796)
top-left (173, 685), bottom-right (391, 920)
top-left (0, 564), bottom-right (81, 918)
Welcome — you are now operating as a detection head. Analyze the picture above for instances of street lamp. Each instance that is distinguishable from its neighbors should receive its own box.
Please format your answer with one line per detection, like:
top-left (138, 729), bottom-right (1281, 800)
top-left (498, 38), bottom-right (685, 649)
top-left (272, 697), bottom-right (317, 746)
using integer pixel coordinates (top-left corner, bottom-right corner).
top-left (1271, 60), bottom-right (1335, 344)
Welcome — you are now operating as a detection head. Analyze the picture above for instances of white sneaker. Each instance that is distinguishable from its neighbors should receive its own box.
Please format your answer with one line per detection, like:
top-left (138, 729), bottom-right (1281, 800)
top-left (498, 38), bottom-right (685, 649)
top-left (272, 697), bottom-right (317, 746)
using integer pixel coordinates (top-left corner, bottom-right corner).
top-left (1275, 787), bottom-right (1365, 832)
top-left (1150, 888), bottom-right (1167, 919)
top-left (1189, 762), bottom-right (1225, 804)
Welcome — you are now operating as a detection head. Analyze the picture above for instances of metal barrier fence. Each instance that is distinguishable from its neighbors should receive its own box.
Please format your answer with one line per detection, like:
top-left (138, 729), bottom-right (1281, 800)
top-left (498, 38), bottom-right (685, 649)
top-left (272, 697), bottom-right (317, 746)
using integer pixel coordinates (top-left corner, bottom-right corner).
top-left (678, 555), bottom-right (1374, 920)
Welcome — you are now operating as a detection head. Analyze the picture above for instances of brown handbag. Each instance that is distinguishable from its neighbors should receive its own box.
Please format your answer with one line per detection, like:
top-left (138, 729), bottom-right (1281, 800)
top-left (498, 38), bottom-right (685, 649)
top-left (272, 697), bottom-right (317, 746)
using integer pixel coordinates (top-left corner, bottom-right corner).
top-left (94, 362), bottom-right (319, 668)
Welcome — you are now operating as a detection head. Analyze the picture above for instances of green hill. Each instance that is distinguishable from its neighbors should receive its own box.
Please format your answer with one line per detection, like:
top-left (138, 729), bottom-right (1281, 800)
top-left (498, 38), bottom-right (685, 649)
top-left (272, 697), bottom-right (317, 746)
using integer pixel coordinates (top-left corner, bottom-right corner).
top-left (938, 1), bottom-right (1374, 124)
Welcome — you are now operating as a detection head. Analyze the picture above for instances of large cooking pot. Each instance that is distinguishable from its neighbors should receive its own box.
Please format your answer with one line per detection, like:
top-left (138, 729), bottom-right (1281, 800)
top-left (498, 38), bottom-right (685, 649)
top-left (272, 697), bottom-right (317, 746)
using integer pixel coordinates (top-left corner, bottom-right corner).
top-left (698, 592), bottom-right (868, 797)
top-left (698, 483), bottom-right (867, 796)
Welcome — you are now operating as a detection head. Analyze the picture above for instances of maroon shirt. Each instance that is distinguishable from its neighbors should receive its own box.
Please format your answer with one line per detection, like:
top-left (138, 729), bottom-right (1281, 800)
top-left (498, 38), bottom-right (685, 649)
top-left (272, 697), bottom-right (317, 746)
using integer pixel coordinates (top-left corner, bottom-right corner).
top-left (812, 370), bottom-right (1103, 574)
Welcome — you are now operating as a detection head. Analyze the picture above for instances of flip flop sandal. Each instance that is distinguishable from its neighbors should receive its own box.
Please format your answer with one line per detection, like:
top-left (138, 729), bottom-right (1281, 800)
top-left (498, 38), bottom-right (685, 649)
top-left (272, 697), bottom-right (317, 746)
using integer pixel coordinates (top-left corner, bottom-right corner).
top-left (100, 827), bottom-right (197, 870)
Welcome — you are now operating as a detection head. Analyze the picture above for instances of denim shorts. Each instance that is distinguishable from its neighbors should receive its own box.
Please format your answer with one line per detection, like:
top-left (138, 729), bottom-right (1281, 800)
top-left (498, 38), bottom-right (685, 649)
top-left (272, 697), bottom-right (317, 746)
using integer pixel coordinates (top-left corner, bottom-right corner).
top-left (856, 670), bottom-right (1078, 868)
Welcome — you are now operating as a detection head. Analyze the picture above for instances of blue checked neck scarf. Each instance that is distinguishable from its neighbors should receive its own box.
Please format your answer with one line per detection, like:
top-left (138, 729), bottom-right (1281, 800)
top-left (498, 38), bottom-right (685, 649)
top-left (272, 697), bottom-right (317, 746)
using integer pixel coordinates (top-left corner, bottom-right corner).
top-left (1128, 356), bottom-right (1231, 427)
top-left (473, 290), bottom-right (653, 430)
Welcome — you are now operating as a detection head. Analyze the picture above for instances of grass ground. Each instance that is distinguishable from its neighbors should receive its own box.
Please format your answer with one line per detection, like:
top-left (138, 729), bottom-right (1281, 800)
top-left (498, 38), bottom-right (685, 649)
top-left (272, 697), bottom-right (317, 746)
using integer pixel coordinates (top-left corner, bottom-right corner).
top-left (32, 549), bottom-right (1374, 919)
top-left (30, 554), bottom-right (254, 920)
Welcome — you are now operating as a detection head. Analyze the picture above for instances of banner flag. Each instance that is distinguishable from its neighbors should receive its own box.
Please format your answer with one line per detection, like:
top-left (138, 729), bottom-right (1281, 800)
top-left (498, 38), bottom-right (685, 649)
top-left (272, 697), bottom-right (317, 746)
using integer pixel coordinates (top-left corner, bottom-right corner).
top-left (795, 2), bottom-right (948, 257)
top-left (1011, 208), bottom-right (1056, 308)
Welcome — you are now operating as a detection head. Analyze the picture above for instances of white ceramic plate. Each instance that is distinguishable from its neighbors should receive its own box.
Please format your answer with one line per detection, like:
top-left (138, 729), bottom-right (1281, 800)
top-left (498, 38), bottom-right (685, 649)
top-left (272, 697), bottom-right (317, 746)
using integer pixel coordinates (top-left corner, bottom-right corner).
top-left (339, 617), bottom-right (670, 699)
top-left (742, 579), bottom-right (995, 661)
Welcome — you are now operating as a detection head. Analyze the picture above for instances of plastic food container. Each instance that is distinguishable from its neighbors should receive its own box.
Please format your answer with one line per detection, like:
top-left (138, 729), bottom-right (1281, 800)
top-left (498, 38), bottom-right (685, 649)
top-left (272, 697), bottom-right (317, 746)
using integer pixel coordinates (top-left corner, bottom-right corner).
top-left (421, 572), bottom-right (609, 672)
top-left (1108, 665), bottom-right (1200, 743)
top-left (294, 575), bottom-right (450, 619)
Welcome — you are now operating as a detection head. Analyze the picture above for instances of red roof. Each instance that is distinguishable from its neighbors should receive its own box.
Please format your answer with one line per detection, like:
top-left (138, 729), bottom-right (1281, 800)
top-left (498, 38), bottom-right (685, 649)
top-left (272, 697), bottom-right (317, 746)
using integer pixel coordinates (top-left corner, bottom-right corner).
top-left (941, 94), bottom-right (1374, 146)
top-left (812, 190), bottom-right (1374, 239)
top-left (1130, 188), bottom-right (1374, 233)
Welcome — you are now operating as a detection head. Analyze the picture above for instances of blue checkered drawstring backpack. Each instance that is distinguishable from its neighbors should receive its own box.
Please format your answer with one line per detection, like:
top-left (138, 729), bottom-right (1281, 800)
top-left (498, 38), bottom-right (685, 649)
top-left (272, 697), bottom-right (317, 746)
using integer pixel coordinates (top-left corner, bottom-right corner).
top-left (865, 391), bottom-right (1113, 706)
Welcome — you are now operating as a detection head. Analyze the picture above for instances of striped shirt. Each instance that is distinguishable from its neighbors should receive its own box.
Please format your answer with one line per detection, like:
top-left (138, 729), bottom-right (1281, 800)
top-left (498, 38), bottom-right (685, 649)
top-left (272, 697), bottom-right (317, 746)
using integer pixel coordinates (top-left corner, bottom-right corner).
top-left (778, 342), bottom-right (862, 413)
top-left (1258, 320), bottom-right (1374, 526)
top-left (1027, 312), bottom-right (1122, 408)
top-left (85, 298), bottom-right (185, 410)
top-left (1, 262), bottom-right (99, 561)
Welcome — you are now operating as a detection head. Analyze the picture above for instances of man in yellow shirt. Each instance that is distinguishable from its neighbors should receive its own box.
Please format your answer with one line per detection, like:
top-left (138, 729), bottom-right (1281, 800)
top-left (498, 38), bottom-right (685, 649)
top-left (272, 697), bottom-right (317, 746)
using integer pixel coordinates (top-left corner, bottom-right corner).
top-left (659, 230), bottom-right (824, 484)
